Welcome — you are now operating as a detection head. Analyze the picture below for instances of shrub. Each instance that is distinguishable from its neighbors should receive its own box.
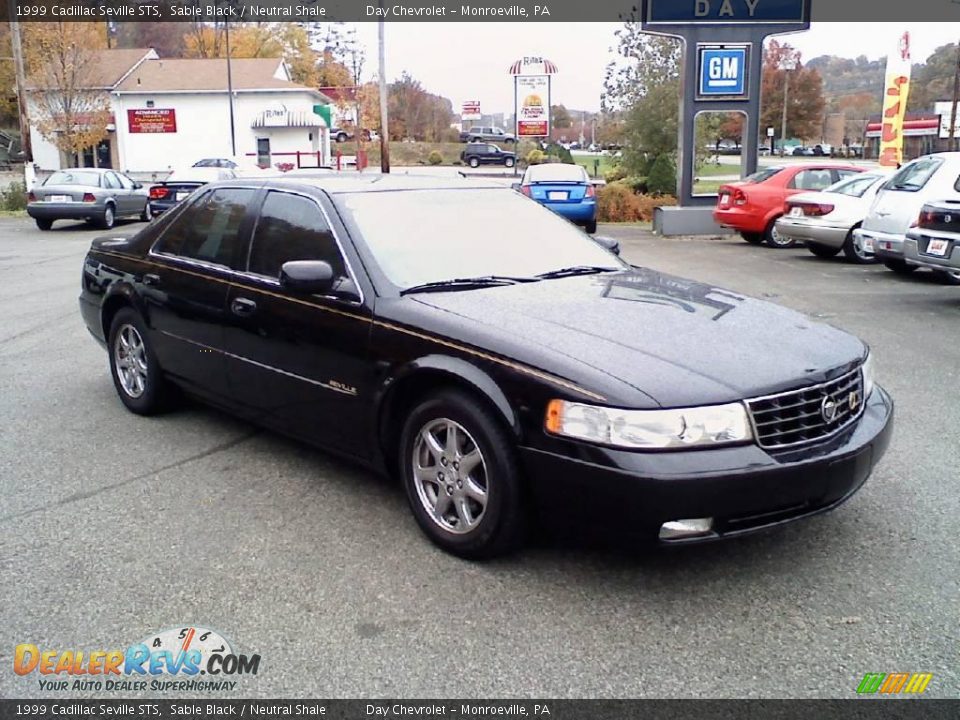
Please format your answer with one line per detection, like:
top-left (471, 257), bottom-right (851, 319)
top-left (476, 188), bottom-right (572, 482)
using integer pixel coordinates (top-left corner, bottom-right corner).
top-left (427, 150), bottom-right (443, 165)
top-left (647, 154), bottom-right (677, 196)
top-left (0, 180), bottom-right (27, 211)
top-left (621, 176), bottom-right (648, 194)
top-left (603, 165), bottom-right (628, 183)
top-left (596, 182), bottom-right (676, 223)
top-left (526, 149), bottom-right (545, 165)
top-left (274, 162), bottom-right (294, 173)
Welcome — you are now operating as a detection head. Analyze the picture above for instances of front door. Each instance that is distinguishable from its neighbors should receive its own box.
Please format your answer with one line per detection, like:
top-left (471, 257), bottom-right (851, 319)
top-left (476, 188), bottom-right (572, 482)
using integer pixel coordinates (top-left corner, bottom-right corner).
top-left (256, 138), bottom-right (271, 170)
top-left (222, 189), bottom-right (373, 457)
top-left (144, 186), bottom-right (257, 399)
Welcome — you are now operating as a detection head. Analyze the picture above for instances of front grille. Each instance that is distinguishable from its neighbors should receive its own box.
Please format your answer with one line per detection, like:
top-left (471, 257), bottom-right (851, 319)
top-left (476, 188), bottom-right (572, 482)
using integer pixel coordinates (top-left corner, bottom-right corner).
top-left (747, 367), bottom-right (865, 450)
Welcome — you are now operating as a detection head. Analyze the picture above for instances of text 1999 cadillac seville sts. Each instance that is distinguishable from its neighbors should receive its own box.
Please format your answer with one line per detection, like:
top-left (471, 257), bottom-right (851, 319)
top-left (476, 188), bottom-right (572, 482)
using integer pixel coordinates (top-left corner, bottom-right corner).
top-left (79, 176), bottom-right (893, 558)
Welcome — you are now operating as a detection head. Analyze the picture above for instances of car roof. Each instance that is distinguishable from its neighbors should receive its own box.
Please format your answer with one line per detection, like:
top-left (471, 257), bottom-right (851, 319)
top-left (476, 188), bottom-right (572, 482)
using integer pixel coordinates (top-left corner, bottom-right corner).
top-left (214, 173), bottom-right (507, 195)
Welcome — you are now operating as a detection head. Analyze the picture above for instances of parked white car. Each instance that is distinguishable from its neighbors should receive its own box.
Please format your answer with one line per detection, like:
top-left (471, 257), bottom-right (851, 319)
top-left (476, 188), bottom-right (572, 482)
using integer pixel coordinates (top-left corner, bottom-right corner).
top-left (854, 152), bottom-right (960, 281)
top-left (775, 172), bottom-right (891, 263)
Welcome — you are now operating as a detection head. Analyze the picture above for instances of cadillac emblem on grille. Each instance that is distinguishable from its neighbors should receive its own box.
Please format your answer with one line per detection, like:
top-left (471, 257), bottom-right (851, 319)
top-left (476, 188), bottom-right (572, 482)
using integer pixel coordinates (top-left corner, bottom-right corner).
top-left (820, 395), bottom-right (839, 423)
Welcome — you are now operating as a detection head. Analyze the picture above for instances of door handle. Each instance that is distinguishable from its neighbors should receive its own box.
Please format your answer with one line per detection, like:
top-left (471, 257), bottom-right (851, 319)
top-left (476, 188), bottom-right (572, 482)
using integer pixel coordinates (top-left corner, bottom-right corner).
top-left (142, 273), bottom-right (160, 286)
top-left (231, 297), bottom-right (257, 316)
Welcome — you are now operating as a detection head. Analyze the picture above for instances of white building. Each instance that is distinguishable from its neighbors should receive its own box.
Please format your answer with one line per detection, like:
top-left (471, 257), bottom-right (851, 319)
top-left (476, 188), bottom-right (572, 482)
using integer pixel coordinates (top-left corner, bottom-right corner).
top-left (29, 49), bottom-right (333, 174)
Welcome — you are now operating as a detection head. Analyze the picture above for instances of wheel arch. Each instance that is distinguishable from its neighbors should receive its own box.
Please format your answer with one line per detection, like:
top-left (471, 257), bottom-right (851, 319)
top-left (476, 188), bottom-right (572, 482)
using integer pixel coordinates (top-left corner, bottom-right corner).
top-left (100, 283), bottom-right (146, 339)
top-left (375, 356), bottom-right (520, 476)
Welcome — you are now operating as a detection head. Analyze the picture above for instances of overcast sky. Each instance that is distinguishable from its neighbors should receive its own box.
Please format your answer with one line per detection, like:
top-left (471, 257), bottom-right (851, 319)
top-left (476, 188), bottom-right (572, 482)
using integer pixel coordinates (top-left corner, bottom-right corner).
top-left (350, 22), bottom-right (959, 115)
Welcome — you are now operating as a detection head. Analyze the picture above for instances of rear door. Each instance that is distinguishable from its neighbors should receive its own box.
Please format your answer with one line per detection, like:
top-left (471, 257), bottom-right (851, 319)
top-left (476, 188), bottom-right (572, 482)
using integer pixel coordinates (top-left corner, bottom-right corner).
top-left (222, 189), bottom-right (373, 456)
top-left (145, 187), bottom-right (257, 399)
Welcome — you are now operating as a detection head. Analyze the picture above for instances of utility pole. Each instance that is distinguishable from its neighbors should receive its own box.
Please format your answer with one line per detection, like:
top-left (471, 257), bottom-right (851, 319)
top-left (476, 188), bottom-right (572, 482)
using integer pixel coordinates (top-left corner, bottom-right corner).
top-left (377, 13), bottom-right (389, 173)
top-left (9, 15), bottom-right (32, 163)
top-left (779, 56), bottom-right (797, 156)
top-left (225, 21), bottom-right (237, 157)
top-left (949, 41), bottom-right (960, 152)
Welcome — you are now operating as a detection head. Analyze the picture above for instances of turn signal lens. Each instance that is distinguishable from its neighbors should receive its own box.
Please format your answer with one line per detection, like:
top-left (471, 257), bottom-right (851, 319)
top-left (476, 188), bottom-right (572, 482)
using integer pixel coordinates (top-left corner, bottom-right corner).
top-left (585, 185), bottom-right (596, 198)
top-left (82, 193), bottom-right (96, 203)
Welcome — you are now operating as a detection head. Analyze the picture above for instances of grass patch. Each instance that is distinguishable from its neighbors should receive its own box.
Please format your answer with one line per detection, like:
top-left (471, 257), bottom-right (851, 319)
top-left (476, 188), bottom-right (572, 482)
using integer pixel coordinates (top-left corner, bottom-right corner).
top-left (573, 154), bottom-right (617, 178)
top-left (331, 141), bottom-right (469, 166)
top-left (694, 163), bottom-right (742, 178)
top-left (692, 179), bottom-right (724, 195)
top-left (0, 209), bottom-right (26, 217)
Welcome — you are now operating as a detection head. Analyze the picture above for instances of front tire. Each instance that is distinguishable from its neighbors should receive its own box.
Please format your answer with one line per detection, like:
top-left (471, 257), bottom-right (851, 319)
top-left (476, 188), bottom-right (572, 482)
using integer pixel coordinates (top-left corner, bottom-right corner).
top-left (764, 217), bottom-right (796, 248)
top-left (399, 390), bottom-right (525, 559)
top-left (807, 242), bottom-right (841, 258)
top-left (107, 308), bottom-right (170, 415)
top-left (468, 157), bottom-right (480, 168)
top-left (884, 259), bottom-right (918, 275)
top-left (35, 218), bottom-right (53, 231)
top-left (842, 227), bottom-right (876, 264)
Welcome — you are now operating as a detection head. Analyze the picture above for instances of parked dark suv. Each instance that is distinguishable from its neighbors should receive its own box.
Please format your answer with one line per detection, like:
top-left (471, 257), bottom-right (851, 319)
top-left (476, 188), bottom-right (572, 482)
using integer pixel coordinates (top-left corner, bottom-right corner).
top-left (460, 143), bottom-right (516, 169)
top-left (459, 126), bottom-right (516, 144)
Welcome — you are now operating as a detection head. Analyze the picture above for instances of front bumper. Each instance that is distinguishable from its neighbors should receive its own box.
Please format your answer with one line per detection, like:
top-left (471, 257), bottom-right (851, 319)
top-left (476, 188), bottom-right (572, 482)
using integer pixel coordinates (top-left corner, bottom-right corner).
top-left (903, 231), bottom-right (960, 271)
top-left (520, 386), bottom-right (893, 544)
top-left (855, 228), bottom-right (905, 261)
top-left (27, 202), bottom-right (101, 221)
top-left (775, 217), bottom-right (850, 248)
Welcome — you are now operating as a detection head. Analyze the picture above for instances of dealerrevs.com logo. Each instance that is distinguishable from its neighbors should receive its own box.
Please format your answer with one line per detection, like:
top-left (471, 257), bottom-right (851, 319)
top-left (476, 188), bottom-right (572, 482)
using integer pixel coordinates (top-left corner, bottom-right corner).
top-left (13, 626), bottom-right (260, 692)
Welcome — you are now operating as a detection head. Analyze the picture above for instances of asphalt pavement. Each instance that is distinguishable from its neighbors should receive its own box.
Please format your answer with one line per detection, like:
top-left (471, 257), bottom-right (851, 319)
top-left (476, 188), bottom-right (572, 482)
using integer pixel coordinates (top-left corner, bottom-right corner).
top-left (1, 216), bottom-right (957, 699)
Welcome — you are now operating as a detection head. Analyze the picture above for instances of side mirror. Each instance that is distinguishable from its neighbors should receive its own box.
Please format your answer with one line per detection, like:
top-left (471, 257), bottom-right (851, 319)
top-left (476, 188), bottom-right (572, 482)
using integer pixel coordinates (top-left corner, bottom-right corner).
top-left (132, 182), bottom-right (143, 189)
top-left (593, 235), bottom-right (621, 256)
top-left (280, 260), bottom-right (334, 294)
top-left (511, 182), bottom-right (521, 192)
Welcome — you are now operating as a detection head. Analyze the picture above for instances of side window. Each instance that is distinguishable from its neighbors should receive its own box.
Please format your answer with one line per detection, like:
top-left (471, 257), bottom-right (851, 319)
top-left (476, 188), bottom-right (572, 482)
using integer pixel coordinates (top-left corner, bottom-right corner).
top-left (792, 169), bottom-right (834, 191)
top-left (154, 187), bottom-right (255, 268)
top-left (116, 173), bottom-right (134, 190)
top-left (247, 192), bottom-right (345, 281)
top-left (835, 170), bottom-right (860, 182)
top-left (104, 173), bottom-right (121, 189)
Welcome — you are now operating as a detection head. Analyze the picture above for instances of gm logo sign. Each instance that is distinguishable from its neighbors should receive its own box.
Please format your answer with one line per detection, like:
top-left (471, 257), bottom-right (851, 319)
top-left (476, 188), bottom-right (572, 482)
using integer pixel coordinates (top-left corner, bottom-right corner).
top-left (698, 45), bottom-right (749, 99)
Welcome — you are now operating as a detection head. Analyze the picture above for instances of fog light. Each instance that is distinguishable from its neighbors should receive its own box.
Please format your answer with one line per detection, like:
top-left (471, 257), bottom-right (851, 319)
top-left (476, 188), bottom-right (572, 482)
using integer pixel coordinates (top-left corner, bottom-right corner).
top-left (659, 517), bottom-right (714, 540)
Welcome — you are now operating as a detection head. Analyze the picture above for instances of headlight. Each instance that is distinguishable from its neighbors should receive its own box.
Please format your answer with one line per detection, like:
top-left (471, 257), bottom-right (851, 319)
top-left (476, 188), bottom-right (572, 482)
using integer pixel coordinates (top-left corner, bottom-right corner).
top-left (861, 352), bottom-right (876, 398)
top-left (545, 399), bottom-right (753, 450)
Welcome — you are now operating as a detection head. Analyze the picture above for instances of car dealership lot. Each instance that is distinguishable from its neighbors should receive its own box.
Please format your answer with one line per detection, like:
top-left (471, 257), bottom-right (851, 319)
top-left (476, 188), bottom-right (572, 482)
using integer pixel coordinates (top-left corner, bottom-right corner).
top-left (1, 217), bottom-right (957, 698)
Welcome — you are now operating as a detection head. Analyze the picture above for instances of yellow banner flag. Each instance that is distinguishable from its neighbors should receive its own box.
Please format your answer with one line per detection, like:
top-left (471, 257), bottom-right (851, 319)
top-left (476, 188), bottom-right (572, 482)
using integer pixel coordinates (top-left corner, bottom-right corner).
top-left (878, 32), bottom-right (912, 167)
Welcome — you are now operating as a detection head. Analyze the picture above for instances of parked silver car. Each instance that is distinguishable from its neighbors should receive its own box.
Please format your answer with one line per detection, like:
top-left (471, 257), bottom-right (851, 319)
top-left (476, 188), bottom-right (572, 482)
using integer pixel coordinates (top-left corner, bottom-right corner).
top-left (854, 152), bottom-right (960, 280)
top-left (903, 199), bottom-right (960, 279)
top-left (775, 172), bottom-right (891, 263)
top-left (27, 168), bottom-right (150, 231)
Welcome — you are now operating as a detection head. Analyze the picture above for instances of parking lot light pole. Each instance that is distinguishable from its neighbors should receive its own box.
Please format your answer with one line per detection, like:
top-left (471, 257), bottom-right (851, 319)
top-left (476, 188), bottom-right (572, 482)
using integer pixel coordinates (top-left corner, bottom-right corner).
top-left (779, 56), bottom-right (797, 155)
top-left (378, 13), bottom-right (390, 174)
top-left (225, 20), bottom-right (237, 157)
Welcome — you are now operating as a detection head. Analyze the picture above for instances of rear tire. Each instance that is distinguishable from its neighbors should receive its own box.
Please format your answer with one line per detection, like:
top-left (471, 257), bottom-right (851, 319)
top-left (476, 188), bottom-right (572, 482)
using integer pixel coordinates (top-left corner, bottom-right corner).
top-left (585, 219), bottom-right (597, 234)
top-left (468, 157), bottom-right (480, 168)
top-left (740, 232), bottom-right (762, 244)
top-left (932, 269), bottom-right (960, 285)
top-left (35, 218), bottom-right (53, 231)
top-left (399, 390), bottom-right (525, 559)
top-left (140, 202), bottom-right (153, 223)
top-left (98, 204), bottom-right (116, 230)
top-left (764, 217), bottom-right (796, 248)
top-left (807, 242), bottom-right (841, 258)
top-left (107, 308), bottom-right (171, 416)
top-left (504, 157), bottom-right (515, 168)
top-left (842, 227), bottom-right (876, 264)
top-left (884, 259), bottom-right (918, 275)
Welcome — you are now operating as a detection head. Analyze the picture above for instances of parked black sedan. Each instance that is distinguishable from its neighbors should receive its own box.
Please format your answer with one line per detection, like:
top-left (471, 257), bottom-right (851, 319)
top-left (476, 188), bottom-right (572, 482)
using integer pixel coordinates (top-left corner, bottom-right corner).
top-left (79, 176), bottom-right (893, 558)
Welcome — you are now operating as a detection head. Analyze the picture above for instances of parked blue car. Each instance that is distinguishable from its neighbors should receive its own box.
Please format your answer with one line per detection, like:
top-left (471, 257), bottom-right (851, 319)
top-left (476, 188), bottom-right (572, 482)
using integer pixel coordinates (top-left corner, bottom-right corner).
top-left (517, 163), bottom-right (597, 234)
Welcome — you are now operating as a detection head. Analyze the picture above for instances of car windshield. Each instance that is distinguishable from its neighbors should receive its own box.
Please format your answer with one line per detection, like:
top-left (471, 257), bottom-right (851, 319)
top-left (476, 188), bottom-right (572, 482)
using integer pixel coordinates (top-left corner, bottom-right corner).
top-left (744, 167), bottom-right (783, 183)
top-left (825, 174), bottom-right (884, 197)
top-left (45, 170), bottom-right (101, 187)
top-left (192, 159), bottom-right (221, 167)
top-left (884, 157), bottom-right (943, 191)
top-left (339, 189), bottom-right (624, 290)
top-left (525, 164), bottom-right (589, 183)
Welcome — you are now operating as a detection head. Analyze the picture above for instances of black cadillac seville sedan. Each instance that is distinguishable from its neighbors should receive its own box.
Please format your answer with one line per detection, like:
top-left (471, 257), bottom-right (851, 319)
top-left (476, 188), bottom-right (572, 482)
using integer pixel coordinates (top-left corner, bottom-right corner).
top-left (79, 175), bottom-right (893, 558)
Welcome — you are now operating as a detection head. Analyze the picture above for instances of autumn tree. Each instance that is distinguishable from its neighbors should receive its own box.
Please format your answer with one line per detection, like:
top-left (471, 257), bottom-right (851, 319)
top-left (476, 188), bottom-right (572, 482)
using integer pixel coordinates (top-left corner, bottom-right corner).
top-left (909, 42), bottom-right (960, 111)
top-left (760, 40), bottom-right (826, 142)
top-left (0, 26), bottom-right (19, 127)
top-left (551, 104), bottom-right (573, 129)
top-left (24, 22), bottom-right (112, 166)
top-left (386, 72), bottom-right (454, 141)
top-left (112, 22), bottom-right (185, 57)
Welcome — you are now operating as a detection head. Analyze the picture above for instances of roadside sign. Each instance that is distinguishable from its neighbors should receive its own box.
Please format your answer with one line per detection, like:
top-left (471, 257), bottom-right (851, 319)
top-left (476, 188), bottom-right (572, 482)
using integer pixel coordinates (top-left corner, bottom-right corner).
top-left (645, 0), bottom-right (807, 25)
top-left (698, 46), bottom-right (748, 99)
top-left (461, 100), bottom-right (481, 121)
top-left (767, 127), bottom-right (775, 137)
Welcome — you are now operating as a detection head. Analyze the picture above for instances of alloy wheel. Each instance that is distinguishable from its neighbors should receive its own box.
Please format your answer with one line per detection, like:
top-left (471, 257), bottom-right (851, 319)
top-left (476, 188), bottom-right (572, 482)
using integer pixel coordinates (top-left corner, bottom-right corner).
top-left (114, 323), bottom-right (148, 398)
top-left (412, 418), bottom-right (488, 535)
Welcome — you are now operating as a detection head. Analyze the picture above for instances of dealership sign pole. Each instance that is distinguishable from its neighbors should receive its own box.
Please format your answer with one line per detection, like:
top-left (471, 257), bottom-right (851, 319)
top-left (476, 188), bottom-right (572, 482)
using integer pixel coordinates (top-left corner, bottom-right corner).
top-left (511, 57), bottom-right (558, 176)
top-left (641, 0), bottom-right (811, 234)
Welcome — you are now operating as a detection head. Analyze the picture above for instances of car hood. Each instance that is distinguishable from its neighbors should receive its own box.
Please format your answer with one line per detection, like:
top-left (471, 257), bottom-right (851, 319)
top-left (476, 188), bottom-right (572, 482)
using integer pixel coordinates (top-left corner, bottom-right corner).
top-left (410, 267), bottom-right (865, 407)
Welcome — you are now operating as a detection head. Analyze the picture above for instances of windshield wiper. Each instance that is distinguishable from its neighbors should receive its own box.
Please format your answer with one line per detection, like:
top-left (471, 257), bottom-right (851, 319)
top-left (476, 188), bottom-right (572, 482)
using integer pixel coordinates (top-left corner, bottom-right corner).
top-left (400, 275), bottom-right (535, 295)
top-left (535, 265), bottom-right (619, 280)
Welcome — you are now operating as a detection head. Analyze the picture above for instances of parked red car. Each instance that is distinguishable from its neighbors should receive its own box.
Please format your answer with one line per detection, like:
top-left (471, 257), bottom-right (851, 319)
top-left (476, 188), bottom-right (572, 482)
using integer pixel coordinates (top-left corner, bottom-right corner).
top-left (714, 164), bottom-right (865, 248)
